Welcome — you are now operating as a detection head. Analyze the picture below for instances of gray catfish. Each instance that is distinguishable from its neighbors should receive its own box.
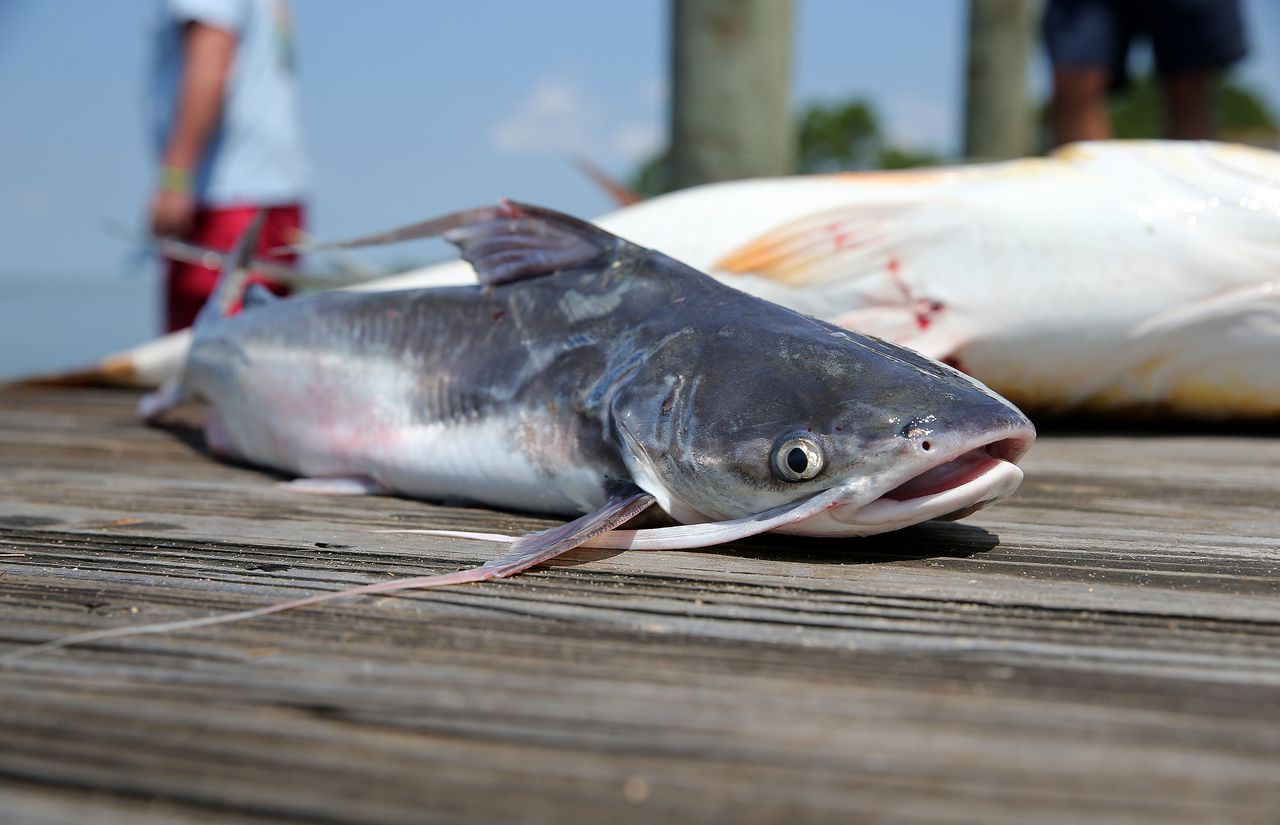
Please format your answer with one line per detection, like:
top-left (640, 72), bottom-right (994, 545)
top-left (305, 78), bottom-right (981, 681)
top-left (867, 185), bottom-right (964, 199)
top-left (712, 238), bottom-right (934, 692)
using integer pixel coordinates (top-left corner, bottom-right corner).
top-left (7, 202), bottom-right (1034, 658)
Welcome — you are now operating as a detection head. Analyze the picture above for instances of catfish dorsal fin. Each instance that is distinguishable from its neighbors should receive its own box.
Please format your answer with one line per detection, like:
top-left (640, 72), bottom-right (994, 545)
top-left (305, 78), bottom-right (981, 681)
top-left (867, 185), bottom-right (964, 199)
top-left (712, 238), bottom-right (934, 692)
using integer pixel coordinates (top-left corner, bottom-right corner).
top-left (303, 200), bottom-right (619, 286)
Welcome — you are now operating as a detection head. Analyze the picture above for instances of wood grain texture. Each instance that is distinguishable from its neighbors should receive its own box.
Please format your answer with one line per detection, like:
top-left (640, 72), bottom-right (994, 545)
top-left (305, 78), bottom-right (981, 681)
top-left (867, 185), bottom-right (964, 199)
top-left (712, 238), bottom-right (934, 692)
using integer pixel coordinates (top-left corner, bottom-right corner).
top-left (0, 386), bottom-right (1277, 825)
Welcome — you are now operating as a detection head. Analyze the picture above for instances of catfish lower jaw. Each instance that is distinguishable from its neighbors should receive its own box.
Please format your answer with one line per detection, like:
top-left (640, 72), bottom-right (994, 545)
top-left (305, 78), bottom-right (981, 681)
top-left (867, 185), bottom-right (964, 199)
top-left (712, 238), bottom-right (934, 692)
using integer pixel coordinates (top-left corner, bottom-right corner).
top-left (827, 458), bottom-right (1024, 533)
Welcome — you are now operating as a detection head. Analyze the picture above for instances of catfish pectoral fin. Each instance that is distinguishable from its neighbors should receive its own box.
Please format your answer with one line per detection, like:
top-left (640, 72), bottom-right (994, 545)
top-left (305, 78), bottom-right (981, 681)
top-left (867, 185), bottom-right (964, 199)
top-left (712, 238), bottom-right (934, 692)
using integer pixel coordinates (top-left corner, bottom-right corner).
top-left (279, 476), bottom-right (389, 496)
top-left (488, 487), bottom-right (656, 576)
top-left (137, 377), bottom-right (184, 423)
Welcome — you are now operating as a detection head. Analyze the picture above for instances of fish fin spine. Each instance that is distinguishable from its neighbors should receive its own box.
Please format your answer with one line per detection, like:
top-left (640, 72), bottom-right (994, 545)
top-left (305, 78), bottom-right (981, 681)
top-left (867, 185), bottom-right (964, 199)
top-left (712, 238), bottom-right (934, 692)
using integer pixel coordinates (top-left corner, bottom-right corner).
top-left (194, 211), bottom-right (267, 329)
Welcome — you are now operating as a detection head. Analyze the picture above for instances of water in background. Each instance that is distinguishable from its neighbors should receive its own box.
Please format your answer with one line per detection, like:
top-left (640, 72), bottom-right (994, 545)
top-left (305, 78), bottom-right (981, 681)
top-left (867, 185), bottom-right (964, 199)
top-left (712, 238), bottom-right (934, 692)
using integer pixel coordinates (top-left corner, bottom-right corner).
top-left (0, 274), bottom-right (157, 381)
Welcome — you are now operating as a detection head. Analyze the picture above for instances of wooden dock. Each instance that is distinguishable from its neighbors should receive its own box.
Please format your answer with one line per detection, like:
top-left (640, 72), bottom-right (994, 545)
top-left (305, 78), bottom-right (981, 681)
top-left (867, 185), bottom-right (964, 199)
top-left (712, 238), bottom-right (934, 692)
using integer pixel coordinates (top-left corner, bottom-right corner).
top-left (1, 386), bottom-right (1277, 824)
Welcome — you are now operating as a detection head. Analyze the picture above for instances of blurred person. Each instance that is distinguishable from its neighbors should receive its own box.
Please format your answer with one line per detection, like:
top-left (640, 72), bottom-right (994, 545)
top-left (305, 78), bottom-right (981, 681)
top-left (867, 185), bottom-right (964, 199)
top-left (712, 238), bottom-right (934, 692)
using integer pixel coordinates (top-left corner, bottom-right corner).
top-left (1043, 0), bottom-right (1248, 146)
top-left (150, 0), bottom-right (309, 332)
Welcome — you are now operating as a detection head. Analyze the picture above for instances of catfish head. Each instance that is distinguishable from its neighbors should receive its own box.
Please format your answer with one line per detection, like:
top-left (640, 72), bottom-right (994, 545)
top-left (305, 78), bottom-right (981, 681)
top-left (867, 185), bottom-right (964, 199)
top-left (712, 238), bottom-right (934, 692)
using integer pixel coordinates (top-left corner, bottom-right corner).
top-left (610, 302), bottom-right (1035, 537)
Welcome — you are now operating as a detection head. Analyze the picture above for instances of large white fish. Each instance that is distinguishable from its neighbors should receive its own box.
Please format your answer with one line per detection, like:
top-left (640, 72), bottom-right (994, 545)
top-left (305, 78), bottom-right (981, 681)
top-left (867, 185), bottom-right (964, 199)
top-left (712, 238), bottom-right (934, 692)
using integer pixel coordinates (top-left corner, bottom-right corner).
top-left (49, 140), bottom-right (1280, 418)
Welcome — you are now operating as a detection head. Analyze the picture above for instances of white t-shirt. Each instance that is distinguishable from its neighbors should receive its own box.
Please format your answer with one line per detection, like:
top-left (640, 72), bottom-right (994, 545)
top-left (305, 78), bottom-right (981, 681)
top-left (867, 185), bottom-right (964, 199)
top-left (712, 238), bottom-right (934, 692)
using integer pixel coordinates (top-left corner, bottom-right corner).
top-left (152, 0), bottom-right (310, 206)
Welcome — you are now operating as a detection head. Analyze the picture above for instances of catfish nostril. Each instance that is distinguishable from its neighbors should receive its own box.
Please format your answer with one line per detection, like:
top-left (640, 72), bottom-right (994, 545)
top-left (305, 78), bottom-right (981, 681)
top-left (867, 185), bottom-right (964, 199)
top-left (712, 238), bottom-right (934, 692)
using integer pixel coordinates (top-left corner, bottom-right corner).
top-left (899, 415), bottom-right (937, 441)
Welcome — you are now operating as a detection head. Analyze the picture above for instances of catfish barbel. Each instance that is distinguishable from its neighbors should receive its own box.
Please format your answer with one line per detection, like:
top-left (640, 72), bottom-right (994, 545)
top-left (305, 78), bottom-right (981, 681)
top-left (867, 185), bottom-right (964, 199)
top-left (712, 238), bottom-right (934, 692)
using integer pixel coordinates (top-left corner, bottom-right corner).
top-left (5, 202), bottom-right (1033, 659)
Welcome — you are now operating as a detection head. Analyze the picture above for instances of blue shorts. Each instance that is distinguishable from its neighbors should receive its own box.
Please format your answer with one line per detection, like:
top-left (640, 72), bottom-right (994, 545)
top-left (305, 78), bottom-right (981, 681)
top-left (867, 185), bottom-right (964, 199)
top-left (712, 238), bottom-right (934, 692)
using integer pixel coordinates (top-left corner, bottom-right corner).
top-left (1044, 0), bottom-right (1247, 89)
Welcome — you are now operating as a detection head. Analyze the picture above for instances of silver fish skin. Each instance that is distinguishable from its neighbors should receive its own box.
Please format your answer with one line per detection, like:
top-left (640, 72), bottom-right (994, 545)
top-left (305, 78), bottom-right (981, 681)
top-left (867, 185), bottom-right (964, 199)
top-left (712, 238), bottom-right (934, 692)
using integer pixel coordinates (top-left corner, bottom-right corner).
top-left (181, 203), bottom-right (1035, 538)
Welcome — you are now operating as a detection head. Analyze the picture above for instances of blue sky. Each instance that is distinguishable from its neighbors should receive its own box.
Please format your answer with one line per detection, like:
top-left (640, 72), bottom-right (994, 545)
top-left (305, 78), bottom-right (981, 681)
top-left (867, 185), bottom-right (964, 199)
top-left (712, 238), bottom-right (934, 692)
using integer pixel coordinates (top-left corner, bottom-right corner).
top-left (1, 1), bottom-right (1278, 278)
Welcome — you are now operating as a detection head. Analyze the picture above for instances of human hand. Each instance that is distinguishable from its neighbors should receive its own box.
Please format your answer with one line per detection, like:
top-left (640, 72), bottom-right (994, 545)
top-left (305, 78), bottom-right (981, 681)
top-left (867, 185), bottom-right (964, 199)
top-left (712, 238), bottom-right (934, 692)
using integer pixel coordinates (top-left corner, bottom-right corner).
top-left (150, 187), bottom-right (197, 238)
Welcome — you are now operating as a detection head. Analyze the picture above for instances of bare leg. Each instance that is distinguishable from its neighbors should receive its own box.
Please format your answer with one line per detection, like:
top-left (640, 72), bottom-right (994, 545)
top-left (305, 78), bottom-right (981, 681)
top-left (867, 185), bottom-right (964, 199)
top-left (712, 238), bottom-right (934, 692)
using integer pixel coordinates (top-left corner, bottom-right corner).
top-left (1050, 68), bottom-right (1112, 147)
top-left (1161, 71), bottom-right (1216, 140)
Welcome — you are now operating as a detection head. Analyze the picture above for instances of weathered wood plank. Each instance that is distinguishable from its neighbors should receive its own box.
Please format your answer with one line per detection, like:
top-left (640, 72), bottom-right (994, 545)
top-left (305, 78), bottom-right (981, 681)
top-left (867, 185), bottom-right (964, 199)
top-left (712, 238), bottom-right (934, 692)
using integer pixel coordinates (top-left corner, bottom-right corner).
top-left (0, 386), bottom-right (1277, 824)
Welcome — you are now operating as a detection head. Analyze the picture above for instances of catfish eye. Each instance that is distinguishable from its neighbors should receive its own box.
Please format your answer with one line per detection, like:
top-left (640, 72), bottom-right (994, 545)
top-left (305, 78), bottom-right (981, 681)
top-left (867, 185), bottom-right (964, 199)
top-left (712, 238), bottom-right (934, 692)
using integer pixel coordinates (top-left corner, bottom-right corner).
top-left (772, 437), bottom-right (824, 482)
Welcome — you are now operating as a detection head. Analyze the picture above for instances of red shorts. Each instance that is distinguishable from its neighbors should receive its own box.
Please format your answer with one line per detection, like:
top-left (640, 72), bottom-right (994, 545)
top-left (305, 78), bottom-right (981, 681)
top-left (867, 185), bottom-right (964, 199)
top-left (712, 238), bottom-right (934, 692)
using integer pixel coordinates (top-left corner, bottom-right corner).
top-left (164, 203), bottom-right (306, 333)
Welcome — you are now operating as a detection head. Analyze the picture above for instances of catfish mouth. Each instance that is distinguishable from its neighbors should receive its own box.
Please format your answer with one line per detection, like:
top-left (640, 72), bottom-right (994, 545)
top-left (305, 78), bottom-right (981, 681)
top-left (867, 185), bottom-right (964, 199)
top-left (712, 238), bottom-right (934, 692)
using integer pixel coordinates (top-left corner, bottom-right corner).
top-left (884, 437), bottom-right (1029, 503)
top-left (772, 432), bottom-right (1035, 538)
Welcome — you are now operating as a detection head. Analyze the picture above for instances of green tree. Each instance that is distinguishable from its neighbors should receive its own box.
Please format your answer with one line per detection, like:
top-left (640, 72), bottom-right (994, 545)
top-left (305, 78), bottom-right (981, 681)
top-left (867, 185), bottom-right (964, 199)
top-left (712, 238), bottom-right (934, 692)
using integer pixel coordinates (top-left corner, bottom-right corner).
top-left (629, 97), bottom-right (942, 197)
top-left (1217, 79), bottom-right (1278, 137)
top-left (628, 150), bottom-right (671, 199)
top-left (796, 100), bottom-right (879, 172)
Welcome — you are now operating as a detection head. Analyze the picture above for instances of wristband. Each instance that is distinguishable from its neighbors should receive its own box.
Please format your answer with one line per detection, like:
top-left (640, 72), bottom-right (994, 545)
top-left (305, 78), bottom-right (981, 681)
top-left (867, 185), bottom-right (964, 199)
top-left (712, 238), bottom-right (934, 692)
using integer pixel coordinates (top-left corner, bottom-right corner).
top-left (160, 165), bottom-right (193, 193)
